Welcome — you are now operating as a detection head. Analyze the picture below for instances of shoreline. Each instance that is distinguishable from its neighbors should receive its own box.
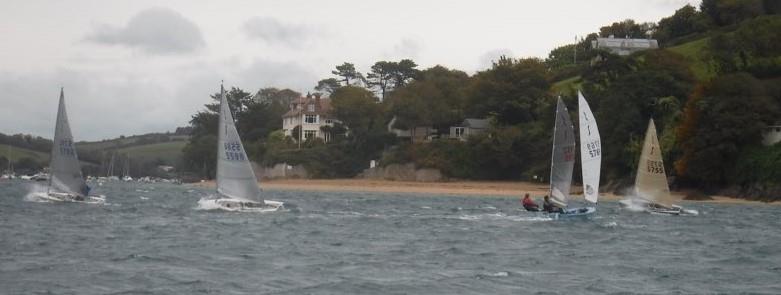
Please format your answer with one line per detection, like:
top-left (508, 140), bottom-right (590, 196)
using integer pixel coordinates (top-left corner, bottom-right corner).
top-left (190, 179), bottom-right (776, 205)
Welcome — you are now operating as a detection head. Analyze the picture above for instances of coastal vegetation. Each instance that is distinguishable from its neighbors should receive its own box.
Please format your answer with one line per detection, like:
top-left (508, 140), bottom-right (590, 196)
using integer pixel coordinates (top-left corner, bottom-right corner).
top-left (184, 1), bottom-right (781, 199)
top-left (3, 1), bottom-right (779, 200)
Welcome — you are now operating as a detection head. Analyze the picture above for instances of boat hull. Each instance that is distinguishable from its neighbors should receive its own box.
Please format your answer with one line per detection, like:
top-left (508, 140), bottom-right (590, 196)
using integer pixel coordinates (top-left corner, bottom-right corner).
top-left (199, 198), bottom-right (284, 212)
top-left (40, 192), bottom-right (105, 204)
top-left (619, 198), bottom-right (698, 216)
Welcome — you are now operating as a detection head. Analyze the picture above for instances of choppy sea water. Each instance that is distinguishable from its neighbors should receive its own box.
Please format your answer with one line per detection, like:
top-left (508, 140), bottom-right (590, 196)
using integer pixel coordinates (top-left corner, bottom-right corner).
top-left (1, 180), bottom-right (780, 294)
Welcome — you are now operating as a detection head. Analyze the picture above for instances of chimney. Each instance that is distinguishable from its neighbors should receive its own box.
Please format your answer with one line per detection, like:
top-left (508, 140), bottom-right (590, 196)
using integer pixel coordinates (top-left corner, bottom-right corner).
top-left (315, 94), bottom-right (322, 112)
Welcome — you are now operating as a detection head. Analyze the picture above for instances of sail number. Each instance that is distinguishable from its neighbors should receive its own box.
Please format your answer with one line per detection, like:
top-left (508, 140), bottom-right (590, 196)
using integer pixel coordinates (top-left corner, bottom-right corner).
top-left (59, 139), bottom-right (75, 157)
top-left (586, 140), bottom-right (601, 158)
top-left (224, 142), bottom-right (245, 161)
top-left (646, 160), bottom-right (664, 174)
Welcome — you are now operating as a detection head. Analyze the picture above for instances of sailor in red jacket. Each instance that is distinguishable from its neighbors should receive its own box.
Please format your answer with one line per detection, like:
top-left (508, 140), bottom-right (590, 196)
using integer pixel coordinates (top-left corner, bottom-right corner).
top-left (521, 193), bottom-right (539, 211)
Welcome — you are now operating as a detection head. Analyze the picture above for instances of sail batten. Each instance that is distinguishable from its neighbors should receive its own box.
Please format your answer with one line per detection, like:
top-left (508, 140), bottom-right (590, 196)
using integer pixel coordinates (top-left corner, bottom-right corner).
top-left (549, 97), bottom-right (576, 208)
top-left (216, 84), bottom-right (262, 202)
top-left (578, 91), bottom-right (601, 204)
top-left (634, 119), bottom-right (672, 206)
top-left (49, 88), bottom-right (88, 196)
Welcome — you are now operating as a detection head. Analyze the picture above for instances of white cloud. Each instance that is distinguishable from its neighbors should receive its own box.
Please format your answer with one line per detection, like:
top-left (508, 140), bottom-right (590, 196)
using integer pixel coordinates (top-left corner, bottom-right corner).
top-left (86, 7), bottom-right (205, 54)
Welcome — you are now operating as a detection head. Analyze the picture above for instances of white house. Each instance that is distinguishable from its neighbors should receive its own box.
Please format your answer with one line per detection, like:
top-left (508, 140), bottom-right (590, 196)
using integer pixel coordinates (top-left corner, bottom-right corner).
top-left (282, 95), bottom-right (337, 142)
top-left (449, 118), bottom-right (490, 141)
top-left (763, 124), bottom-right (781, 146)
top-left (591, 35), bottom-right (659, 56)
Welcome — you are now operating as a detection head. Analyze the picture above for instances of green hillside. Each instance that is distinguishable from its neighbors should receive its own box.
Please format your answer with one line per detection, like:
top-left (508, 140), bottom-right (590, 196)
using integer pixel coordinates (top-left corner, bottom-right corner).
top-left (0, 143), bottom-right (49, 162)
top-left (115, 141), bottom-right (186, 165)
top-left (668, 37), bottom-right (715, 81)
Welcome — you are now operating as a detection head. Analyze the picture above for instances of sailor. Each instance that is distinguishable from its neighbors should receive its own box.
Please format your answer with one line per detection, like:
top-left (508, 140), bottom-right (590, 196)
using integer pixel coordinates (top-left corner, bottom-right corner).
top-left (521, 193), bottom-right (539, 211)
top-left (542, 195), bottom-right (563, 213)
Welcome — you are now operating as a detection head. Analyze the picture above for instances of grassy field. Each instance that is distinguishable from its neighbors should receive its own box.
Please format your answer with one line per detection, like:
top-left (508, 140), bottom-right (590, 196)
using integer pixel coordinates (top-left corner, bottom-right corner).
top-left (114, 141), bottom-right (187, 165)
top-left (668, 37), bottom-right (715, 81)
top-left (0, 144), bottom-right (49, 162)
top-left (551, 75), bottom-right (582, 96)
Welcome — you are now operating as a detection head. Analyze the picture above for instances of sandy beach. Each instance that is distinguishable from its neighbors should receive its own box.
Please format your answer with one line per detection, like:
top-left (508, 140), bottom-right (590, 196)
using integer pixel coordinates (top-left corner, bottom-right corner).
top-left (190, 178), bottom-right (774, 205)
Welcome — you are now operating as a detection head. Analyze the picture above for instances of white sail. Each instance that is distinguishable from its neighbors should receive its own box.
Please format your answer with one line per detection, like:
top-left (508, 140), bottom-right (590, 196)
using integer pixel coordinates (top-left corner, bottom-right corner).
top-left (49, 88), bottom-right (88, 196)
top-left (549, 97), bottom-right (576, 208)
top-left (216, 84), bottom-right (261, 202)
top-left (634, 119), bottom-right (672, 206)
top-left (578, 91), bottom-right (601, 204)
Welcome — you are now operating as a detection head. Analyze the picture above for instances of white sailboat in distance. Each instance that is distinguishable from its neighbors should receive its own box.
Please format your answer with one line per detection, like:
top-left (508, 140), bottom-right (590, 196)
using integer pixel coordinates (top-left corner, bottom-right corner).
top-left (39, 88), bottom-right (104, 204)
top-left (619, 119), bottom-right (698, 215)
top-left (198, 84), bottom-right (283, 212)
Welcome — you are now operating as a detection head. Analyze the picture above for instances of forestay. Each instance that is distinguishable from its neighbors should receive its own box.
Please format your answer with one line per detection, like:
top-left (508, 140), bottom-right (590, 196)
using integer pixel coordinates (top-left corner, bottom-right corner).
top-left (578, 91), bottom-right (601, 204)
top-left (634, 119), bottom-right (673, 206)
top-left (549, 97), bottom-right (576, 208)
top-left (49, 88), bottom-right (88, 196)
top-left (216, 85), bottom-right (262, 202)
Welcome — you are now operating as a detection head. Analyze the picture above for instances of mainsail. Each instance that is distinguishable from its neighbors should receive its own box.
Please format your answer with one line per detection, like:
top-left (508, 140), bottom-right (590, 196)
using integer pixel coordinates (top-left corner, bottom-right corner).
top-left (216, 84), bottom-right (262, 202)
top-left (549, 97), bottom-right (576, 208)
top-left (49, 88), bottom-right (88, 196)
top-left (634, 119), bottom-right (672, 206)
top-left (578, 91), bottom-right (601, 204)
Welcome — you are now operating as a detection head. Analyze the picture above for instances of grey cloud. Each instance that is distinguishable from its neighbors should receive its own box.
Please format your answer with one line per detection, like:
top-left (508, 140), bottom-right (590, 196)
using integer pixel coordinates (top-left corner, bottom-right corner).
top-left (242, 16), bottom-right (321, 47)
top-left (236, 59), bottom-right (319, 92)
top-left (86, 7), bottom-right (205, 54)
top-left (477, 49), bottom-right (514, 70)
top-left (391, 38), bottom-right (423, 59)
top-left (0, 70), bottom-right (196, 141)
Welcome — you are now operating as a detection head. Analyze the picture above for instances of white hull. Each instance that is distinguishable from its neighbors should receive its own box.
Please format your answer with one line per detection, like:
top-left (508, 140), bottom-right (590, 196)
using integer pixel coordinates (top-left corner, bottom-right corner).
top-left (198, 198), bottom-right (283, 212)
top-left (619, 198), bottom-right (698, 216)
top-left (38, 192), bottom-right (105, 204)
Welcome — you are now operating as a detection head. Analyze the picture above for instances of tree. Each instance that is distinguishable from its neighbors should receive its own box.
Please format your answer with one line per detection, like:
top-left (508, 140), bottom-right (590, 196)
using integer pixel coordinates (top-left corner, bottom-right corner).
top-left (582, 50), bottom-right (696, 180)
top-left (701, 0), bottom-right (765, 26)
top-left (256, 87), bottom-right (300, 106)
top-left (654, 4), bottom-right (711, 44)
top-left (330, 86), bottom-right (382, 136)
top-left (388, 65), bottom-right (470, 130)
top-left (331, 62), bottom-right (365, 86)
top-left (676, 73), bottom-right (779, 186)
top-left (315, 78), bottom-right (341, 95)
top-left (391, 59), bottom-right (420, 88)
top-left (598, 19), bottom-right (651, 38)
top-left (366, 61), bottom-right (395, 101)
top-left (467, 56), bottom-right (550, 125)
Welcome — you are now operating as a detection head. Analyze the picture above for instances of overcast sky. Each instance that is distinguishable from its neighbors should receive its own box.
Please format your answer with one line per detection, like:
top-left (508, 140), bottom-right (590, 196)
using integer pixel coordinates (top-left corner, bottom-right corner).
top-left (0, 0), bottom-right (698, 141)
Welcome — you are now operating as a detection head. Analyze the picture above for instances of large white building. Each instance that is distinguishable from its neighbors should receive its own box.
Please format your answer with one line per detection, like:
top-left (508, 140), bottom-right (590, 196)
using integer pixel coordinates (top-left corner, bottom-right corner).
top-left (281, 95), bottom-right (337, 142)
top-left (592, 35), bottom-right (659, 56)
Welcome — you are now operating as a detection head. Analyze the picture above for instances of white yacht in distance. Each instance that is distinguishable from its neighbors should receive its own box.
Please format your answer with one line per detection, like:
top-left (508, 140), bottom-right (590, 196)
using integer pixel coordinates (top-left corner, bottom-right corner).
top-left (198, 84), bottom-right (283, 212)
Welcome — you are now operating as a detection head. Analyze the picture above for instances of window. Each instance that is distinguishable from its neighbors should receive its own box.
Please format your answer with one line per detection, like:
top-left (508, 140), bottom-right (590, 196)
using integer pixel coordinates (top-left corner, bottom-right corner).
top-left (324, 132), bottom-right (331, 143)
top-left (454, 127), bottom-right (465, 137)
top-left (308, 104), bottom-right (315, 112)
top-left (325, 119), bottom-right (333, 124)
top-left (304, 130), bottom-right (317, 140)
top-left (305, 114), bottom-right (317, 124)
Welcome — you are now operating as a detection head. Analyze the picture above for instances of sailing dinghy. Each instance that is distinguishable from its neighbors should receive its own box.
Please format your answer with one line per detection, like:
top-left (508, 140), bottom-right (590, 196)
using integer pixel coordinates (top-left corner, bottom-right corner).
top-left (619, 119), bottom-right (698, 216)
top-left (544, 97), bottom-right (595, 218)
top-left (198, 84), bottom-right (283, 212)
top-left (40, 88), bottom-right (104, 204)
